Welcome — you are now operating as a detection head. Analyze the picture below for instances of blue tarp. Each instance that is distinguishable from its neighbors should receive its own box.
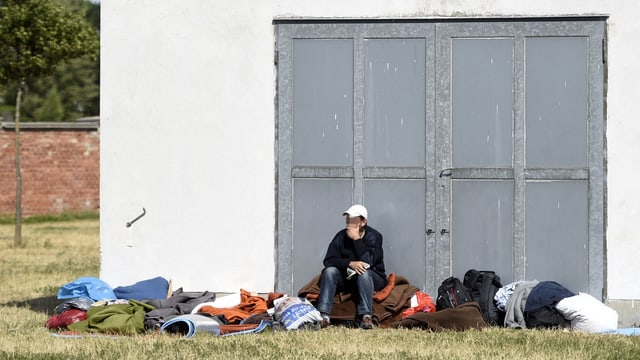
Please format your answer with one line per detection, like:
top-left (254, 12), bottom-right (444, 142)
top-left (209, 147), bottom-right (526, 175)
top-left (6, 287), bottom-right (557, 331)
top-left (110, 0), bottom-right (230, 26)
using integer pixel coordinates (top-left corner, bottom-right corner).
top-left (58, 277), bottom-right (116, 301)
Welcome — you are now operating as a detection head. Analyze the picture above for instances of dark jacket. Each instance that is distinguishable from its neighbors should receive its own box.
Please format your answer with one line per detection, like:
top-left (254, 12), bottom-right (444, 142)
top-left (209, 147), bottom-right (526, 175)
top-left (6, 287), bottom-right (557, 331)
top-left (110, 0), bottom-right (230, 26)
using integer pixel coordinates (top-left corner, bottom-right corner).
top-left (323, 225), bottom-right (386, 279)
top-left (524, 281), bottom-right (575, 312)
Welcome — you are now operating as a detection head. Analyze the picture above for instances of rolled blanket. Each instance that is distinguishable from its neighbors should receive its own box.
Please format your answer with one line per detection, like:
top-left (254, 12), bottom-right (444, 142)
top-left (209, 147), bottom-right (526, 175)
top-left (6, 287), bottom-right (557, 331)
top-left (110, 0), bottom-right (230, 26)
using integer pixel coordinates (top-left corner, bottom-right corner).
top-left (393, 302), bottom-right (486, 331)
top-left (159, 314), bottom-right (222, 337)
top-left (113, 276), bottom-right (170, 301)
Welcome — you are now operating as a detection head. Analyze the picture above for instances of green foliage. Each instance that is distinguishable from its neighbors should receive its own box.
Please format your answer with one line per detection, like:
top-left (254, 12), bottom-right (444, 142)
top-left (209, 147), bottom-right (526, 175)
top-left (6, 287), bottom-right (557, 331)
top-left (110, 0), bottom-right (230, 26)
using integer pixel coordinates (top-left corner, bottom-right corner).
top-left (0, 0), bottom-right (100, 121)
top-left (0, 104), bottom-right (14, 117)
top-left (54, 0), bottom-right (100, 30)
top-left (0, 0), bottom-right (99, 84)
top-left (55, 57), bottom-right (100, 118)
top-left (25, 57), bottom-right (99, 121)
top-left (33, 86), bottom-right (63, 121)
top-left (85, 1), bottom-right (100, 30)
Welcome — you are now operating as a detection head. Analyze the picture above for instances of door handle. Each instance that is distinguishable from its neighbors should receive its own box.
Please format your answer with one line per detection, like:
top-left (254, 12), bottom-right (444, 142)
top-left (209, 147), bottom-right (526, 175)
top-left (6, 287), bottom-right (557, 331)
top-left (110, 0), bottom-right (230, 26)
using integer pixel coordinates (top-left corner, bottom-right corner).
top-left (439, 168), bottom-right (453, 178)
top-left (426, 228), bottom-right (434, 235)
top-left (440, 228), bottom-right (449, 235)
top-left (439, 168), bottom-right (453, 188)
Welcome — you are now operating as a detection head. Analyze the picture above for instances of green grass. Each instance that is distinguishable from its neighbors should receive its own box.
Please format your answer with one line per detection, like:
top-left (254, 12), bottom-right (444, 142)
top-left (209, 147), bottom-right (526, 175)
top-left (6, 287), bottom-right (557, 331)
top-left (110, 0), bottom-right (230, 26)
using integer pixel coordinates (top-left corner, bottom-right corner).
top-left (0, 210), bottom-right (99, 225)
top-left (1, 218), bottom-right (640, 359)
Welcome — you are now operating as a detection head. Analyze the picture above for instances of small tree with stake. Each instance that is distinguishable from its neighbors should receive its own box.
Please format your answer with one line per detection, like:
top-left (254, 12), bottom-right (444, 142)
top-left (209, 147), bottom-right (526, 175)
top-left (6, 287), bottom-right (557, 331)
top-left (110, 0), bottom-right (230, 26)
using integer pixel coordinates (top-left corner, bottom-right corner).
top-left (0, 0), bottom-right (99, 246)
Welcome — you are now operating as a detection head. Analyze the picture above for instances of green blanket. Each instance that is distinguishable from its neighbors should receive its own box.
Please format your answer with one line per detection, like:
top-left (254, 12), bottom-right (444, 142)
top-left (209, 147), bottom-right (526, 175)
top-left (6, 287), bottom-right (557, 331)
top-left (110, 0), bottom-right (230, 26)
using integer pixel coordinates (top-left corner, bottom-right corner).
top-left (68, 300), bottom-right (155, 335)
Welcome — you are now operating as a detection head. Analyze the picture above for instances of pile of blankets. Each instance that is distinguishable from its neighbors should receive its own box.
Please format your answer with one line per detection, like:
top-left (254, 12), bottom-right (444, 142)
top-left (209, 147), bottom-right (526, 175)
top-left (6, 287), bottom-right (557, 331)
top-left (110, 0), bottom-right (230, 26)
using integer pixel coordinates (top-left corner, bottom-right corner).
top-left (46, 276), bottom-right (278, 337)
top-left (47, 273), bottom-right (472, 336)
top-left (45, 274), bottom-right (629, 337)
top-left (298, 272), bottom-right (487, 331)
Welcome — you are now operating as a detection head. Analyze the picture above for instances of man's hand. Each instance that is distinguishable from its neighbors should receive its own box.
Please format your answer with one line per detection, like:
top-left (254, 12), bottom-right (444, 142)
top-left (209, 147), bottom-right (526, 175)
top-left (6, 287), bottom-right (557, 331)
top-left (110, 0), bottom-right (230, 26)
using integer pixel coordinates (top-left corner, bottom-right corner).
top-left (349, 261), bottom-right (370, 275)
top-left (346, 226), bottom-right (361, 240)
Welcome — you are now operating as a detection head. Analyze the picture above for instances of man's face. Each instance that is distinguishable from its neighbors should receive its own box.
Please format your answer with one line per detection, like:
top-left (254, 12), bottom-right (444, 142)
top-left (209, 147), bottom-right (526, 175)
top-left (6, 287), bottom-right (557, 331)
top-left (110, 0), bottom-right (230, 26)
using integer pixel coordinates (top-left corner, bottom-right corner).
top-left (345, 216), bottom-right (365, 230)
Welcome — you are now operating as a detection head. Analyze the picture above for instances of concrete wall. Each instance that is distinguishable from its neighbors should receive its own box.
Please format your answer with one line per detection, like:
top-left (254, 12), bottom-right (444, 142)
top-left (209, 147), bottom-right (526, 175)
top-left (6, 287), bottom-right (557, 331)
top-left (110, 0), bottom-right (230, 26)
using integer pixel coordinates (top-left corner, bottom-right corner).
top-left (101, 0), bottom-right (640, 324)
top-left (0, 123), bottom-right (99, 216)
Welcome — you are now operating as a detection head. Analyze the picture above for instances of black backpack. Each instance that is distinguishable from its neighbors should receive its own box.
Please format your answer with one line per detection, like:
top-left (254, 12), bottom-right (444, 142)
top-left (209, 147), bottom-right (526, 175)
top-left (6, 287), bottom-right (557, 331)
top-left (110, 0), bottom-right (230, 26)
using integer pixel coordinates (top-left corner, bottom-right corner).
top-left (463, 269), bottom-right (504, 326)
top-left (436, 276), bottom-right (473, 311)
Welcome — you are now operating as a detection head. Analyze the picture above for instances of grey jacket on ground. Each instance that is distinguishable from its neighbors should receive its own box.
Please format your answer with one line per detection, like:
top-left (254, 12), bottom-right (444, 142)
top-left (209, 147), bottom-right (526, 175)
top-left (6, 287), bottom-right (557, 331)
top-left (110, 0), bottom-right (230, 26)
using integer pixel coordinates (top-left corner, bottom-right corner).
top-left (503, 280), bottom-right (540, 328)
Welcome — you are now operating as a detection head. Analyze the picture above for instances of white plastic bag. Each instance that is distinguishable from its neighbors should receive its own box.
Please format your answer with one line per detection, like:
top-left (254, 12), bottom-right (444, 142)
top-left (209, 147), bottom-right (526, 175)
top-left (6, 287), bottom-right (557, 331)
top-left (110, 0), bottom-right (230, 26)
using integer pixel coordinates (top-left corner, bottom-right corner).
top-left (273, 296), bottom-right (322, 330)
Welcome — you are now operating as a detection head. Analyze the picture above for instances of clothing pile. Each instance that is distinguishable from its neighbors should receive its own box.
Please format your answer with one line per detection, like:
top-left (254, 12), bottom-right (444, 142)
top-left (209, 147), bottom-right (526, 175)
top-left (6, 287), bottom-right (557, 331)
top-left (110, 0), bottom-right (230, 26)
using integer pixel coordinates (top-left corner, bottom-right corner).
top-left (422, 270), bottom-right (621, 333)
top-left (498, 280), bottom-right (619, 333)
top-left (299, 271), bottom-right (492, 331)
top-left (45, 276), bottom-right (316, 337)
top-left (46, 273), bottom-right (623, 336)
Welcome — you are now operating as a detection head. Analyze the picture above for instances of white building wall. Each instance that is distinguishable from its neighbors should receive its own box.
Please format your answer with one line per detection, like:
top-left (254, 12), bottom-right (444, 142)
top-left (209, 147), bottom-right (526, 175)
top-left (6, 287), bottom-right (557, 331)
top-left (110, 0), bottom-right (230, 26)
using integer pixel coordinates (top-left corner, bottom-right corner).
top-left (101, 0), bottom-right (640, 309)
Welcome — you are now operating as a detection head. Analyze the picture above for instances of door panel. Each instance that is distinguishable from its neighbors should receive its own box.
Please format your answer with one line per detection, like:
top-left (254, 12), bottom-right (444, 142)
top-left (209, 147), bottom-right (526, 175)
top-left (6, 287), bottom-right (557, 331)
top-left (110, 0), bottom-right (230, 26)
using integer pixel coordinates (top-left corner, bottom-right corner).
top-left (452, 38), bottom-right (514, 168)
top-left (292, 179), bottom-right (353, 293)
top-left (293, 39), bottom-right (354, 167)
top-left (451, 180), bottom-right (514, 284)
top-left (364, 179), bottom-right (427, 288)
top-left (525, 37), bottom-right (588, 168)
top-left (364, 38), bottom-right (426, 167)
top-left (525, 181), bottom-right (589, 291)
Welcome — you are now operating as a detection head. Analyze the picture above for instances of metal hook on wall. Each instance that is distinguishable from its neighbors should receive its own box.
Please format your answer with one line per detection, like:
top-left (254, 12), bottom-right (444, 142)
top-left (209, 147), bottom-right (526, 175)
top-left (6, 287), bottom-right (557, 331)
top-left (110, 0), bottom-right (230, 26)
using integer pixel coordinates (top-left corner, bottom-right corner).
top-left (126, 208), bottom-right (146, 228)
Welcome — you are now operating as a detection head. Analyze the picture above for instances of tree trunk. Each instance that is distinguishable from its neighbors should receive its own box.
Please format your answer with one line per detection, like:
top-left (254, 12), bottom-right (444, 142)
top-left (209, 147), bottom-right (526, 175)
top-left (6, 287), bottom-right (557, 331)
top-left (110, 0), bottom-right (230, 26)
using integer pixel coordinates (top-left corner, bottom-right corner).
top-left (14, 81), bottom-right (24, 247)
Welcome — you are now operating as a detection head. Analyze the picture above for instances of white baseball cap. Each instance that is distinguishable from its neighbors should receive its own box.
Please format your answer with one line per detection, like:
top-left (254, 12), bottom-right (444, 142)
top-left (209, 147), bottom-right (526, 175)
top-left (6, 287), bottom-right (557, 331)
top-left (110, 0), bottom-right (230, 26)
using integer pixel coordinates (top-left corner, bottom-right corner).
top-left (343, 204), bottom-right (368, 219)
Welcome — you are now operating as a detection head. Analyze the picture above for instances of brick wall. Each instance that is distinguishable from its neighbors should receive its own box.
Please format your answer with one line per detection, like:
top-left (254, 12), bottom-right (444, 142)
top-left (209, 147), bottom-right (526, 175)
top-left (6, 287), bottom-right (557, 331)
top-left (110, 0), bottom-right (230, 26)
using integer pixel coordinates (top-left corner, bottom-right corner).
top-left (0, 122), bottom-right (99, 216)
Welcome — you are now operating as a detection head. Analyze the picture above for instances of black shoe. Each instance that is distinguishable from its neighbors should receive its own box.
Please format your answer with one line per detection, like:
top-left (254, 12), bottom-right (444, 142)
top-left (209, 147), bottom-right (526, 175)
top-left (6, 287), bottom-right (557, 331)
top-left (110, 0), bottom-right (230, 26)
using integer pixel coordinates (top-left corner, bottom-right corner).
top-left (360, 315), bottom-right (374, 330)
top-left (320, 315), bottom-right (331, 329)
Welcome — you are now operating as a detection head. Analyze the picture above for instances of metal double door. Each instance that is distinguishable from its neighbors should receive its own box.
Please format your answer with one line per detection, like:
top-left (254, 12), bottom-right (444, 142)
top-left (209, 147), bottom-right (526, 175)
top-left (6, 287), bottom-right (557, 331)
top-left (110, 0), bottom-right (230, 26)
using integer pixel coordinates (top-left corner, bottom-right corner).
top-left (276, 19), bottom-right (605, 297)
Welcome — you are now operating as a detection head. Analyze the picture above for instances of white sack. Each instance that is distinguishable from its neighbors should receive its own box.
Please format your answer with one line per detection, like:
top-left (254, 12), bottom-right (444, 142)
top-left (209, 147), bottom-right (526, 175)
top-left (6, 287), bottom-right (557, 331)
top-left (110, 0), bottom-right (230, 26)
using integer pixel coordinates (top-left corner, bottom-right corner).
top-left (555, 292), bottom-right (618, 333)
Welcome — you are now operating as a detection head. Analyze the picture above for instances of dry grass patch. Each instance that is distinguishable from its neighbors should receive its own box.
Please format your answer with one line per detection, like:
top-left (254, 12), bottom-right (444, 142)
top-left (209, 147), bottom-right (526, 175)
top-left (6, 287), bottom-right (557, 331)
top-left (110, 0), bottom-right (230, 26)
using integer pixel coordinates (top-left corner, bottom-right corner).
top-left (0, 220), bottom-right (99, 305)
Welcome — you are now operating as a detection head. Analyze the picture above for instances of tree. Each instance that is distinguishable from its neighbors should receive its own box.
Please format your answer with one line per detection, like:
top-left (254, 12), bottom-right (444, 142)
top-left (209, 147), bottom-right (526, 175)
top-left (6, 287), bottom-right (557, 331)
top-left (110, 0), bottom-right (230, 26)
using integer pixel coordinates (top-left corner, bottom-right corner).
top-left (0, 0), bottom-right (100, 122)
top-left (34, 86), bottom-right (64, 122)
top-left (0, 0), bottom-right (99, 246)
top-left (20, 56), bottom-right (100, 121)
top-left (16, 0), bottom-right (100, 122)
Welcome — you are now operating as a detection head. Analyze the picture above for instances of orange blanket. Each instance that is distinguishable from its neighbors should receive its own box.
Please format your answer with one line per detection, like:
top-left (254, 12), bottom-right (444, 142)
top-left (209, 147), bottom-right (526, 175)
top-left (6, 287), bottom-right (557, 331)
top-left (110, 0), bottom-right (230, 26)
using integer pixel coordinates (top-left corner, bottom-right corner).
top-left (197, 289), bottom-right (268, 323)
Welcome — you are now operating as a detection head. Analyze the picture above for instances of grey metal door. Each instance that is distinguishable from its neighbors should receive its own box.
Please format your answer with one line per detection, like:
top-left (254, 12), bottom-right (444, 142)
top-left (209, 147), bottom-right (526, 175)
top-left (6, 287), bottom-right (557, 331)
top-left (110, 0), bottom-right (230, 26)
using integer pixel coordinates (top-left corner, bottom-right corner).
top-left (276, 19), bottom-right (605, 298)
top-left (435, 20), bottom-right (605, 296)
top-left (276, 23), bottom-right (436, 294)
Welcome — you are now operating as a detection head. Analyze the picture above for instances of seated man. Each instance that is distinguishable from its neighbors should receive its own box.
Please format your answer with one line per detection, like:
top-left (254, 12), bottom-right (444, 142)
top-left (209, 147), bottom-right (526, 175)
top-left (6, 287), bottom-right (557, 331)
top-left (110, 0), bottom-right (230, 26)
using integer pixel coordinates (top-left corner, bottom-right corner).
top-left (317, 204), bottom-right (387, 329)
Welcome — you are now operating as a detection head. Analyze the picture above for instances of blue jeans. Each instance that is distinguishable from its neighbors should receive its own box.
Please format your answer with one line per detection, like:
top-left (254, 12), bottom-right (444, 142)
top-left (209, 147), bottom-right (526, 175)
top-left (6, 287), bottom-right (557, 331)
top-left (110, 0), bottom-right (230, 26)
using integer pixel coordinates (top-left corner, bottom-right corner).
top-left (316, 266), bottom-right (386, 318)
